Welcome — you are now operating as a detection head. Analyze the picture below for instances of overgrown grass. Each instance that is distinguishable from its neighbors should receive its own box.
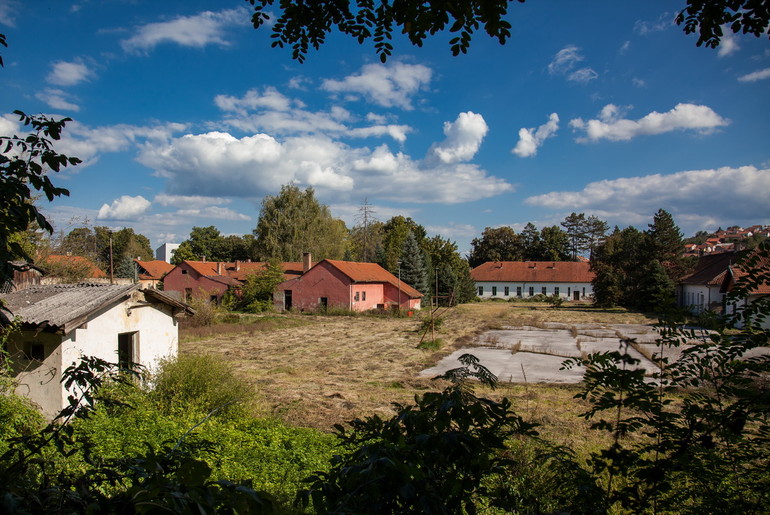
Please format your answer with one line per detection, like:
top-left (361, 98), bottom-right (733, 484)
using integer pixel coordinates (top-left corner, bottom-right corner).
top-left (180, 314), bottom-right (310, 341)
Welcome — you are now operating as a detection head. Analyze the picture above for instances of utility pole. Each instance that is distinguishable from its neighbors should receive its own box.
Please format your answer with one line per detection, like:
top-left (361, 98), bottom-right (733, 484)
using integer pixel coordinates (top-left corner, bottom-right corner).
top-left (355, 198), bottom-right (376, 262)
top-left (109, 232), bottom-right (114, 285)
top-left (397, 260), bottom-right (401, 312)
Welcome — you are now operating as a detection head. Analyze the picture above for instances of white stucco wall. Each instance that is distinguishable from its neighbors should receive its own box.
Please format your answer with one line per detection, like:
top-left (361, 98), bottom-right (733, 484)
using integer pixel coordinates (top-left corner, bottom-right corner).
top-left (11, 292), bottom-right (179, 419)
top-left (680, 284), bottom-right (724, 314)
top-left (475, 281), bottom-right (593, 300)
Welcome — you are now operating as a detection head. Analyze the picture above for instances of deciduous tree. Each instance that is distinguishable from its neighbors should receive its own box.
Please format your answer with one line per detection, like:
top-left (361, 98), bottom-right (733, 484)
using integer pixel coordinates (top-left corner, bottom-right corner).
top-left (468, 226), bottom-right (521, 268)
top-left (253, 184), bottom-right (347, 261)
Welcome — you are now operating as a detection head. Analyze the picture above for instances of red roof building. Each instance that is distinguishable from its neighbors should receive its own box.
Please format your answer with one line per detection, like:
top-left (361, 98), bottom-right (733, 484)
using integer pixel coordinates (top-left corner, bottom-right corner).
top-left (274, 259), bottom-right (423, 312)
top-left (162, 259), bottom-right (305, 303)
top-left (134, 260), bottom-right (175, 288)
top-left (470, 261), bottom-right (595, 301)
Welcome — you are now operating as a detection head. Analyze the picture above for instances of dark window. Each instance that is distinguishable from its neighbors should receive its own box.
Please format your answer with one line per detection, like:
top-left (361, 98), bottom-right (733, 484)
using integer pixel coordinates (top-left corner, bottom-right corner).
top-left (529, 287), bottom-right (534, 297)
top-left (181, 269), bottom-right (188, 274)
top-left (362, 291), bottom-right (366, 301)
top-left (542, 287), bottom-right (547, 295)
top-left (24, 342), bottom-right (45, 361)
top-left (492, 286), bottom-right (497, 296)
top-left (554, 287), bottom-right (559, 296)
top-left (185, 288), bottom-right (192, 302)
top-left (118, 332), bottom-right (138, 371)
top-left (210, 295), bottom-right (218, 304)
top-left (504, 286), bottom-right (509, 296)
top-left (478, 286), bottom-right (483, 296)
top-left (516, 287), bottom-right (522, 297)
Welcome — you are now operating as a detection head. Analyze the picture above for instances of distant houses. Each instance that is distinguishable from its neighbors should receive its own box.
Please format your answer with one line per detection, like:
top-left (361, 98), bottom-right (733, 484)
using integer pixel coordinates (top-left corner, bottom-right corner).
top-left (162, 259), bottom-right (305, 303)
top-left (471, 261), bottom-right (595, 301)
top-left (684, 225), bottom-right (770, 257)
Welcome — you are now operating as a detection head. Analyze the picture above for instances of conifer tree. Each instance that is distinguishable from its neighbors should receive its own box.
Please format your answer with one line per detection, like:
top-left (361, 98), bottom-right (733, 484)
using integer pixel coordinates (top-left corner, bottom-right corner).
top-left (400, 231), bottom-right (428, 293)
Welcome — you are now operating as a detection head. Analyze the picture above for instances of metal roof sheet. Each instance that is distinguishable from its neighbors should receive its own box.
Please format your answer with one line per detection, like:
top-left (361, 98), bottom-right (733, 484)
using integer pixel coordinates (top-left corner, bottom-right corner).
top-left (0, 283), bottom-right (139, 331)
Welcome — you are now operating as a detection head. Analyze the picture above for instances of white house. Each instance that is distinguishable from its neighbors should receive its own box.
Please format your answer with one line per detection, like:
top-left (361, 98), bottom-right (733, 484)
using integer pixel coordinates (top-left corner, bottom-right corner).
top-left (0, 283), bottom-right (194, 419)
top-left (471, 261), bottom-right (595, 301)
top-left (677, 252), bottom-right (735, 314)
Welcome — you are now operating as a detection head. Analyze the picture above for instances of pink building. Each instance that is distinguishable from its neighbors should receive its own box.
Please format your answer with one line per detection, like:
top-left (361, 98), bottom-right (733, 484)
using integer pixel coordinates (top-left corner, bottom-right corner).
top-left (274, 259), bottom-right (423, 312)
top-left (162, 260), bottom-right (304, 303)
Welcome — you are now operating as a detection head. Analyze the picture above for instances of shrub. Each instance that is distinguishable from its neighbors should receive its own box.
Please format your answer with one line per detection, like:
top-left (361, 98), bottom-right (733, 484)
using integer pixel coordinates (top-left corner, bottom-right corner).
top-left (417, 338), bottom-right (444, 350)
top-left (150, 354), bottom-right (254, 418)
top-left (182, 297), bottom-right (221, 328)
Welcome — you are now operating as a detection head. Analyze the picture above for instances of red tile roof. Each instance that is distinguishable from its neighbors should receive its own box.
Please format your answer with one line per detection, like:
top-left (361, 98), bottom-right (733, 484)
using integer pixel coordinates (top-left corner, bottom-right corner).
top-left (325, 260), bottom-right (423, 298)
top-left (134, 260), bottom-right (174, 280)
top-left (177, 260), bottom-right (304, 283)
top-left (680, 252), bottom-right (736, 286)
top-left (725, 252), bottom-right (770, 295)
top-left (471, 261), bottom-right (595, 283)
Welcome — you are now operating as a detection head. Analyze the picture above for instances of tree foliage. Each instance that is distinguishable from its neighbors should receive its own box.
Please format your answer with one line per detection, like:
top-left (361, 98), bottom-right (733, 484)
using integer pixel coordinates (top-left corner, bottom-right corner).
top-left (399, 231), bottom-right (428, 293)
top-left (468, 226), bottom-right (521, 268)
top-left (237, 261), bottom-right (285, 312)
top-left (1, 111), bottom-right (80, 283)
top-left (253, 184), bottom-right (347, 262)
top-left (298, 354), bottom-right (539, 513)
top-left (247, 0), bottom-right (770, 63)
top-left (173, 226), bottom-right (255, 264)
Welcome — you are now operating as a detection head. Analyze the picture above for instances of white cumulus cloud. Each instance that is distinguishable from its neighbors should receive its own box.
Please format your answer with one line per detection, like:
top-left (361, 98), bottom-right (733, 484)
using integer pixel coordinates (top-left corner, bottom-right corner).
top-left (321, 62), bottom-right (432, 110)
top-left (121, 8), bottom-right (245, 52)
top-left (47, 60), bottom-right (94, 86)
top-left (97, 195), bottom-right (151, 220)
top-left (512, 113), bottom-right (559, 157)
top-left (153, 193), bottom-right (232, 208)
top-left (429, 112), bottom-right (488, 164)
top-left (569, 103), bottom-right (729, 142)
top-left (137, 112), bottom-right (510, 205)
top-left (738, 67), bottom-right (770, 82)
top-left (718, 29), bottom-right (740, 57)
top-left (524, 166), bottom-right (770, 231)
top-left (547, 45), bottom-right (597, 83)
top-left (214, 87), bottom-right (294, 114)
top-left (35, 89), bottom-right (80, 111)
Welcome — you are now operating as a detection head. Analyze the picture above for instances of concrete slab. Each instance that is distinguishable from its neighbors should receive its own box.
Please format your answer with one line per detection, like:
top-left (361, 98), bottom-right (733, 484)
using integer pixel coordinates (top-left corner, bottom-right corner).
top-left (420, 348), bottom-right (586, 384)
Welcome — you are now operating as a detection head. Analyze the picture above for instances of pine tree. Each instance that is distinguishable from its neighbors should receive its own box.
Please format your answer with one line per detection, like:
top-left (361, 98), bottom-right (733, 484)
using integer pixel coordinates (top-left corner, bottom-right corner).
top-left (400, 231), bottom-right (428, 293)
top-left (645, 209), bottom-right (685, 281)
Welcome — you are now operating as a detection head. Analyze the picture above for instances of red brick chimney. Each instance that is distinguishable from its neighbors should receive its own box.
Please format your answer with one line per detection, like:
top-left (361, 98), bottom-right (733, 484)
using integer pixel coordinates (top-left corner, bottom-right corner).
top-left (216, 262), bottom-right (223, 275)
top-left (303, 252), bottom-right (312, 273)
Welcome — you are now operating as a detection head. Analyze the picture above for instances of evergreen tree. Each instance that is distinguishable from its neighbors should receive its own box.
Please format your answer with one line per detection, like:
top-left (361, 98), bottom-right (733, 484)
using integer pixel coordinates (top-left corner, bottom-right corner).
top-left (520, 223), bottom-right (541, 260)
top-left (400, 231), bottom-right (428, 293)
top-left (381, 216), bottom-right (426, 271)
top-left (561, 212), bottom-right (589, 260)
top-left (645, 209), bottom-right (685, 281)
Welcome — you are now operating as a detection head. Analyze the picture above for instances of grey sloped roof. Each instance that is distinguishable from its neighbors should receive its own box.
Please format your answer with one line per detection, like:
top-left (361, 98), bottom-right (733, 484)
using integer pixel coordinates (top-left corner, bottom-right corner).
top-left (0, 283), bottom-right (140, 333)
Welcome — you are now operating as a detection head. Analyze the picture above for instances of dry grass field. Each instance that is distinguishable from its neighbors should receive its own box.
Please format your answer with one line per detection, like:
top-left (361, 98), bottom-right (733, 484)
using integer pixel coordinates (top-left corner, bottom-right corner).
top-left (180, 302), bottom-right (656, 444)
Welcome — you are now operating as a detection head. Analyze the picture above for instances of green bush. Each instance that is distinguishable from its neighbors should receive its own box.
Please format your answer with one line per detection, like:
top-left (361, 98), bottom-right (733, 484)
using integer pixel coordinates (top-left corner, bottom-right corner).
top-left (150, 354), bottom-right (254, 418)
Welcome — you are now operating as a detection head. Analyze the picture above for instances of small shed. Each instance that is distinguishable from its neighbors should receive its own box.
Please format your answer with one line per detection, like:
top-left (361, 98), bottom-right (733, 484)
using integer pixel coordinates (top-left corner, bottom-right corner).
top-left (0, 283), bottom-right (194, 419)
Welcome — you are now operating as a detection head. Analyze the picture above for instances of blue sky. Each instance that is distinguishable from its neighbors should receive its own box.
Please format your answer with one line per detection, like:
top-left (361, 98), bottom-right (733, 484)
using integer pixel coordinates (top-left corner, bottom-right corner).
top-left (1, 0), bottom-right (769, 255)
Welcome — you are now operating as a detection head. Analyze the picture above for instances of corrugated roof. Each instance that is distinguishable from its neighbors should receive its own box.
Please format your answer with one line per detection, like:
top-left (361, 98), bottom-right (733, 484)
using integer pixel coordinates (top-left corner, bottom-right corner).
top-left (324, 260), bottom-right (423, 298)
top-left (0, 283), bottom-right (139, 332)
top-left (471, 261), bottom-right (595, 283)
top-left (134, 259), bottom-right (174, 280)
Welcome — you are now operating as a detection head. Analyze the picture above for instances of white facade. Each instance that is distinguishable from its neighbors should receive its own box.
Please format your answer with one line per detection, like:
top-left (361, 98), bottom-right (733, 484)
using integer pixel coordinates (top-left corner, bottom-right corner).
top-left (679, 283), bottom-right (724, 314)
top-left (155, 243), bottom-right (180, 263)
top-left (8, 290), bottom-right (181, 419)
top-left (476, 281), bottom-right (593, 300)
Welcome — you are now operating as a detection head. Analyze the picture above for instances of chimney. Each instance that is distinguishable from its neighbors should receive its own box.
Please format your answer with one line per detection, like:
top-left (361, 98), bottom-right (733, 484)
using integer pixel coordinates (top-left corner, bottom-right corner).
top-left (217, 262), bottom-right (223, 275)
top-left (235, 260), bottom-right (241, 271)
top-left (303, 252), bottom-right (312, 273)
